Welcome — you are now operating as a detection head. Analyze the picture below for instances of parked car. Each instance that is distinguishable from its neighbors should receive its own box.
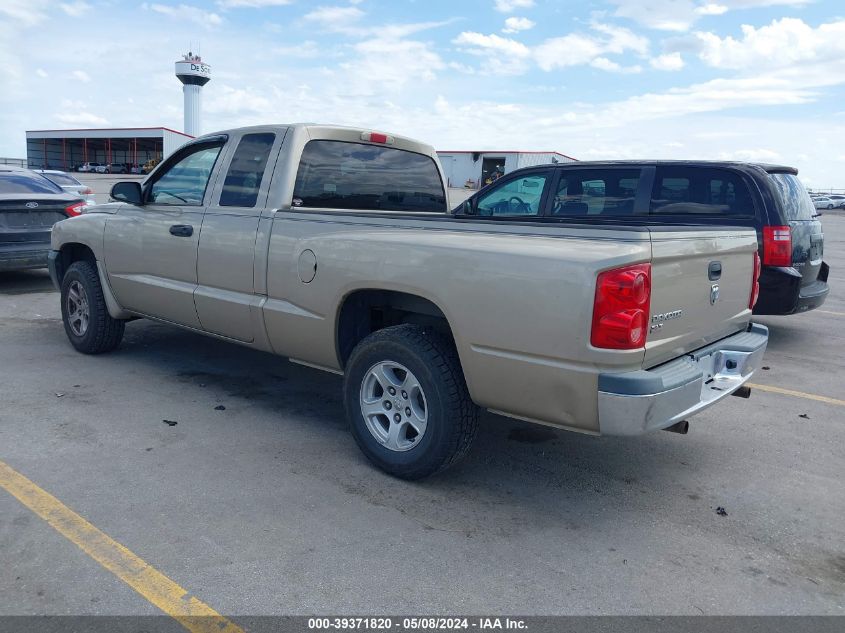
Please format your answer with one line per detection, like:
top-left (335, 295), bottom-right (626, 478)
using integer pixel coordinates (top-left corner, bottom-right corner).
top-left (34, 169), bottom-right (96, 205)
top-left (48, 125), bottom-right (768, 479)
top-left (0, 166), bottom-right (85, 271)
top-left (106, 163), bottom-right (128, 174)
top-left (77, 162), bottom-right (101, 173)
top-left (812, 196), bottom-right (834, 210)
top-left (825, 194), bottom-right (845, 208)
top-left (459, 160), bottom-right (828, 317)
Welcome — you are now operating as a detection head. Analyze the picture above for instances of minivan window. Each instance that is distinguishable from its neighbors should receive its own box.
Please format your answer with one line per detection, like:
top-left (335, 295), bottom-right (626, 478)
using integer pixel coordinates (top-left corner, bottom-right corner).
top-left (474, 172), bottom-right (549, 216)
top-left (650, 167), bottom-right (754, 216)
top-left (768, 172), bottom-right (815, 221)
top-left (552, 169), bottom-right (640, 217)
top-left (293, 140), bottom-right (446, 212)
top-left (220, 133), bottom-right (275, 207)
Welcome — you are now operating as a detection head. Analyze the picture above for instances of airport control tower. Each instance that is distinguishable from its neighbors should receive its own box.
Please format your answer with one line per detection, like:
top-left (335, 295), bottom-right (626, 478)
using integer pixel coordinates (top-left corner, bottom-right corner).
top-left (175, 51), bottom-right (211, 137)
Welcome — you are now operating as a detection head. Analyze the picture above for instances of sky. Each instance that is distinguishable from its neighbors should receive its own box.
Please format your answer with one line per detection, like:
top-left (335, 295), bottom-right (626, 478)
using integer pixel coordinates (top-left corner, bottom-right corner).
top-left (1, 0), bottom-right (844, 187)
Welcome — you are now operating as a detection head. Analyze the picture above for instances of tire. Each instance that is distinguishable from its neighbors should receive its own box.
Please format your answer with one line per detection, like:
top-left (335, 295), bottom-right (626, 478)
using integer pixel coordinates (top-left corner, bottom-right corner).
top-left (827, 204), bottom-right (834, 209)
top-left (60, 260), bottom-right (125, 354)
top-left (343, 324), bottom-right (478, 479)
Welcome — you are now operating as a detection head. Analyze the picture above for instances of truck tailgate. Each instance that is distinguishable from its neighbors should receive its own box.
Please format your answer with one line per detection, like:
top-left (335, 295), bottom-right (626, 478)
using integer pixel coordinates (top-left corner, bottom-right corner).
top-left (645, 227), bottom-right (758, 368)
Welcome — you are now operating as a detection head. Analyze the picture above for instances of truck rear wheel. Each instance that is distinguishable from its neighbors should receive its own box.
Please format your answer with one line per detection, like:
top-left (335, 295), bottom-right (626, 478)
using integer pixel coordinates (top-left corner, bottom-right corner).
top-left (343, 324), bottom-right (478, 479)
top-left (60, 260), bottom-right (125, 354)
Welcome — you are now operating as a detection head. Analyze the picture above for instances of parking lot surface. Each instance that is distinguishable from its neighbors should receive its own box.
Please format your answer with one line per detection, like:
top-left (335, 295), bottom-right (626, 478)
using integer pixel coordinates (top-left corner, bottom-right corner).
top-left (1, 216), bottom-right (843, 618)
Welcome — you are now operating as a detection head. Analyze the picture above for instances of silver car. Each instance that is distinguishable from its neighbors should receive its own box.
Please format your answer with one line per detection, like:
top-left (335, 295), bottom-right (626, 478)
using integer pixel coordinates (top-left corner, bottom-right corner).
top-left (34, 170), bottom-right (96, 205)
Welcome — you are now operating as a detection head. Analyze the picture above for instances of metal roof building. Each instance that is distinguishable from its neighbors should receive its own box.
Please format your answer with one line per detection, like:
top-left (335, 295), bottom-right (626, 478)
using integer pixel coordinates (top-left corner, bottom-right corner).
top-left (25, 127), bottom-right (194, 171)
top-left (437, 150), bottom-right (577, 189)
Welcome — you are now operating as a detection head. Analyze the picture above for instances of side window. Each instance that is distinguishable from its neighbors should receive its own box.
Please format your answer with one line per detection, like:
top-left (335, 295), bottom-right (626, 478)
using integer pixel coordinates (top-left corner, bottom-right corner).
top-left (650, 167), bottom-right (754, 216)
top-left (551, 169), bottom-right (640, 217)
top-left (219, 133), bottom-right (275, 207)
top-left (148, 143), bottom-right (223, 206)
top-left (475, 173), bottom-right (549, 216)
top-left (293, 140), bottom-right (446, 212)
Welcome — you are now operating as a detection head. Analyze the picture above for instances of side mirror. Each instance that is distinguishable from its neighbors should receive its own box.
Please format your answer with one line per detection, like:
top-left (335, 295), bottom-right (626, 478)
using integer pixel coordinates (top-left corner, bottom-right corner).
top-left (110, 181), bottom-right (143, 205)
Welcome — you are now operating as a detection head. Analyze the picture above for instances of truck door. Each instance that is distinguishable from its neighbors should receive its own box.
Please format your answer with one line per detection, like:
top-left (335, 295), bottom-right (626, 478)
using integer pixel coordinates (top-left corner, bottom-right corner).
top-left (194, 130), bottom-right (282, 342)
top-left (103, 138), bottom-right (225, 328)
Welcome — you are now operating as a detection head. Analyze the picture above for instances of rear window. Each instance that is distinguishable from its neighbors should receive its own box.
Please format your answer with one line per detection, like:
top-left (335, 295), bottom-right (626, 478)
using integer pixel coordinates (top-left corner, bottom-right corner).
top-left (650, 167), bottom-right (754, 216)
top-left (220, 133), bottom-right (275, 207)
top-left (0, 172), bottom-right (63, 195)
top-left (41, 172), bottom-right (82, 187)
top-left (293, 140), bottom-right (446, 212)
top-left (768, 172), bottom-right (815, 221)
top-left (551, 169), bottom-right (640, 217)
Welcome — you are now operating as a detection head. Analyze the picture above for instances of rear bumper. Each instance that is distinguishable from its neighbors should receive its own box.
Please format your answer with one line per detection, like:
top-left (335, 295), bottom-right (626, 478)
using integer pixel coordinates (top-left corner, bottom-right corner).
top-left (598, 324), bottom-right (768, 436)
top-left (753, 263), bottom-right (829, 315)
top-left (0, 242), bottom-right (50, 272)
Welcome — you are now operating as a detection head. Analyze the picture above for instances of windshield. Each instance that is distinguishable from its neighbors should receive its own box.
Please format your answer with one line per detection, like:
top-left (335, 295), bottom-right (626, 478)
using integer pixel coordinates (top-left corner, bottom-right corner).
top-left (0, 172), bottom-right (64, 195)
top-left (768, 172), bottom-right (816, 221)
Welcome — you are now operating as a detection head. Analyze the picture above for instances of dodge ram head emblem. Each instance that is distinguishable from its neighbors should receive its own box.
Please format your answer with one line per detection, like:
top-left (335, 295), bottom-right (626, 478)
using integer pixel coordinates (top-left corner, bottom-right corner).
top-left (25, 202), bottom-right (38, 208)
top-left (710, 284), bottom-right (720, 305)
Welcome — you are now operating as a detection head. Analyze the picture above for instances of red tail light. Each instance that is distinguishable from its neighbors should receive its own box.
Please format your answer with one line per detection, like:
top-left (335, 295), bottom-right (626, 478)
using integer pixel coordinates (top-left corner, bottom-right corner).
top-left (65, 201), bottom-right (86, 217)
top-left (762, 225), bottom-right (791, 267)
top-left (591, 263), bottom-right (651, 349)
top-left (81, 187), bottom-right (93, 195)
top-left (749, 251), bottom-right (761, 309)
top-left (360, 131), bottom-right (393, 145)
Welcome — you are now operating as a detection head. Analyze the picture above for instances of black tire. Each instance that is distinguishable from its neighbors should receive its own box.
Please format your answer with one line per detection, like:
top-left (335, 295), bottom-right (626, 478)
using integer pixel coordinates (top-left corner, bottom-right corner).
top-left (60, 260), bottom-right (125, 354)
top-left (343, 324), bottom-right (478, 479)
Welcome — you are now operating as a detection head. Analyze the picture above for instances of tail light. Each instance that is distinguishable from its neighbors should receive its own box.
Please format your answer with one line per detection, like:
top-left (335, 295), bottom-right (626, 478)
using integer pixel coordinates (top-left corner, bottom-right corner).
top-left (81, 187), bottom-right (93, 195)
top-left (762, 225), bottom-right (791, 267)
top-left (360, 131), bottom-right (394, 144)
top-left (591, 263), bottom-right (651, 350)
top-left (65, 201), bottom-right (86, 217)
top-left (749, 251), bottom-right (761, 309)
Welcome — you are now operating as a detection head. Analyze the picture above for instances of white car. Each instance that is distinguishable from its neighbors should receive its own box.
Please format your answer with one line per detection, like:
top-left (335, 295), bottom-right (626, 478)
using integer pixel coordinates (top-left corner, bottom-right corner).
top-left (827, 194), bottom-right (845, 208)
top-left (77, 162), bottom-right (101, 173)
top-left (33, 170), bottom-right (96, 205)
top-left (812, 196), bottom-right (834, 210)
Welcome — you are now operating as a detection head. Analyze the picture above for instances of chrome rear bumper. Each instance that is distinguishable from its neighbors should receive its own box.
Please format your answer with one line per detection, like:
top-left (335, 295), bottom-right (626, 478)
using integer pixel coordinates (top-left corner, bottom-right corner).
top-left (598, 324), bottom-right (768, 436)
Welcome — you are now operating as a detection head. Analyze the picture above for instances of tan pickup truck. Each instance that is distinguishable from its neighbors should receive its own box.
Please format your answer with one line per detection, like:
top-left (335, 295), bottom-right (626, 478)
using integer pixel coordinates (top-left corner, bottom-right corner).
top-left (48, 124), bottom-right (768, 479)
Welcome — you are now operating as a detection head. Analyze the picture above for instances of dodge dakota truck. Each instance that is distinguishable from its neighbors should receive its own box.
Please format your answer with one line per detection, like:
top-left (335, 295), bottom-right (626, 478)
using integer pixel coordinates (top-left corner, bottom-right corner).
top-left (48, 124), bottom-right (768, 479)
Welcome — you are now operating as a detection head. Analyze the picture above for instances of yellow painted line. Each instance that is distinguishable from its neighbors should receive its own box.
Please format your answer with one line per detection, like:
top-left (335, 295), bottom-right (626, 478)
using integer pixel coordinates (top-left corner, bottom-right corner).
top-left (0, 460), bottom-right (243, 633)
top-left (747, 383), bottom-right (845, 407)
top-left (816, 310), bottom-right (845, 316)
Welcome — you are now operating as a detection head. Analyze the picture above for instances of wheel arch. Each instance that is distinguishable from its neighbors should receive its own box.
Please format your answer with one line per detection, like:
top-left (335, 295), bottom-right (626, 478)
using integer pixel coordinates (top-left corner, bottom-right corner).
top-left (335, 288), bottom-right (461, 370)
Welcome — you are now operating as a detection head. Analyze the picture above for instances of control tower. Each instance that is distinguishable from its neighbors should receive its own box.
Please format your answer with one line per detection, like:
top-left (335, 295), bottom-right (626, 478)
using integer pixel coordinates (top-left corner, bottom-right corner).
top-left (174, 52), bottom-right (211, 137)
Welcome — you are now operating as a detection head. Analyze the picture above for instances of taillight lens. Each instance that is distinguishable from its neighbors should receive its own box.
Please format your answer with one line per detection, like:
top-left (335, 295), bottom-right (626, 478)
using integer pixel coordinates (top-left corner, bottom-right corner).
top-left (65, 201), bottom-right (86, 217)
top-left (360, 131), bottom-right (393, 144)
top-left (762, 225), bottom-right (792, 267)
top-left (749, 251), bottom-right (761, 309)
top-left (591, 263), bottom-right (651, 349)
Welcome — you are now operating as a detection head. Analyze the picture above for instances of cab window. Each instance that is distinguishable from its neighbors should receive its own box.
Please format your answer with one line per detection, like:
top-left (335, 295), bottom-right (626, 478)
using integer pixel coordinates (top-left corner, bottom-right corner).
top-left (219, 133), bottom-right (275, 207)
top-left (147, 143), bottom-right (223, 206)
top-left (473, 172), bottom-right (549, 217)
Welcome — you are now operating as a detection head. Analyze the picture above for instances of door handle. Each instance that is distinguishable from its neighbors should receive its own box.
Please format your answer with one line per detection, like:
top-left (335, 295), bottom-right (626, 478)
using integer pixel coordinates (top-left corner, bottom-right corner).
top-left (169, 224), bottom-right (194, 237)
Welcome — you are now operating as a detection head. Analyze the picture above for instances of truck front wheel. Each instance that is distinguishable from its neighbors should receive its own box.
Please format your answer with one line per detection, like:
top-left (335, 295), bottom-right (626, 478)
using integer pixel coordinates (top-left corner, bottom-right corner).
top-left (60, 260), bottom-right (125, 354)
top-left (343, 325), bottom-right (478, 479)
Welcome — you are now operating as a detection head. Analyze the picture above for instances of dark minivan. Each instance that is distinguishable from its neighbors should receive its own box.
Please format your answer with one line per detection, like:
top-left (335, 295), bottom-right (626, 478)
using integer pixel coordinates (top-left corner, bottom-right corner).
top-left (455, 160), bottom-right (829, 315)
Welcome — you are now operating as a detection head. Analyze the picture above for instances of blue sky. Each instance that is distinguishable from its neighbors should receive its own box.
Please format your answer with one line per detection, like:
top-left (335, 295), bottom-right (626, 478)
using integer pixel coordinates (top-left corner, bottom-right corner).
top-left (1, 0), bottom-right (844, 186)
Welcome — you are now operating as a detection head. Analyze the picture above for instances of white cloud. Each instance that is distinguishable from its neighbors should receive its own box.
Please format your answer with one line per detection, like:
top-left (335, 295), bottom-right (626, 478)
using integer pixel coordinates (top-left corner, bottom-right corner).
top-left (717, 148), bottom-right (783, 162)
top-left (35, 68), bottom-right (48, 78)
top-left (610, 0), bottom-right (812, 32)
top-left (494, 0), bottom-right (535, 13)
top-left (590, 57), bottom-right (642, 73)
top-left (534, 23), bottom-right (649, 71)
top-left (302, 5), bottom-right (364, 32)
top-left (453, 32), bottom-right (531, 75)
top-left (0, 0), bottom-right (50, 26)
top-left (217, 0), bottom-right (293, 7)
top-left (650, 51), bottom-right (684, 70)
top-left (70, 69), bottom-right (91, 82)
top-left (502, 17), bottom-right (535, 33)
top-left (60, 2), bottom-right (92, 16)
top-left (56, 112), bottom-right (110, 126)
top-left (696, 18), bottom-right (845, 71)
top-left (146, 3), bottom-right (223, 29)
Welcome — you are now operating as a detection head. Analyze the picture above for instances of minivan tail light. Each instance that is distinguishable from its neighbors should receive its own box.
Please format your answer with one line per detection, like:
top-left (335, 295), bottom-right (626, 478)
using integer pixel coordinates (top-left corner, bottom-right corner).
top-left (591, 263), bottom-right (652, 350)
top-left (749, 251), bottom-right (761, 309)
top-left (762, 225), bottom-right (791, 267)
top-left (65, 201), bottom-right (86, 217)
